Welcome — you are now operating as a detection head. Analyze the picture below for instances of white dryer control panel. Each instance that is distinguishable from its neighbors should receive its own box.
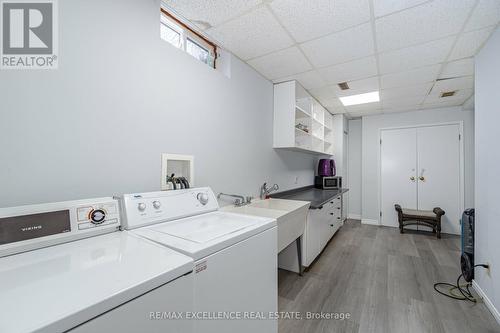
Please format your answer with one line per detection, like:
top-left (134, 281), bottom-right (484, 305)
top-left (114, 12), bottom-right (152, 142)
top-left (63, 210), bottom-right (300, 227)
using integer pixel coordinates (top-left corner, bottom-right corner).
top-left (0, 198), bottom-right (120, 257)
top-left (120, 187), bottom-right (218, 230)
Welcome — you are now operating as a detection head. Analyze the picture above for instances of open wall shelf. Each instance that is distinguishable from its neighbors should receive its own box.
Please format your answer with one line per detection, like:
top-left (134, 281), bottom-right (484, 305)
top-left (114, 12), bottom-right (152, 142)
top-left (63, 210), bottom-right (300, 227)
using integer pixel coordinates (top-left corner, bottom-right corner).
top-left (273, 80), bottom-right (334, 155)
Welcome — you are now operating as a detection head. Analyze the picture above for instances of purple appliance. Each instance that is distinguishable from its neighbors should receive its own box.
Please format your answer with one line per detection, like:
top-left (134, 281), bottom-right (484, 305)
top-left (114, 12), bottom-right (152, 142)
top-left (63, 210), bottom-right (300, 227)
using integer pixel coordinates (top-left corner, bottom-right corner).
top-left (318, 159), bottom-right (336, 176)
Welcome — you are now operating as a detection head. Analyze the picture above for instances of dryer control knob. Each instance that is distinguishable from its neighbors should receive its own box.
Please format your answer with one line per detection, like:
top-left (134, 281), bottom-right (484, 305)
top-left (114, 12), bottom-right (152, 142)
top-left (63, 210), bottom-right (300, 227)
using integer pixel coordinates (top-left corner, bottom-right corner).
top-left (153, 201), bottom-right (161, 209)
top-left (137, 203), bottom-right (146, 211)
top-left (90, 209), bottom-right (106, 224)
top-left (197, 193), bottom-right (209, 205)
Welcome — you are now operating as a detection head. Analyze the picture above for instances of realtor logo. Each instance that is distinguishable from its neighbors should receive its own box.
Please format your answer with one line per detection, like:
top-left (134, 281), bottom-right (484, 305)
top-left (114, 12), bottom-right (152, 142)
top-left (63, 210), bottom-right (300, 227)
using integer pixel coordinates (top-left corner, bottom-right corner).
top-left (1, 0), bottom-right (58, 69)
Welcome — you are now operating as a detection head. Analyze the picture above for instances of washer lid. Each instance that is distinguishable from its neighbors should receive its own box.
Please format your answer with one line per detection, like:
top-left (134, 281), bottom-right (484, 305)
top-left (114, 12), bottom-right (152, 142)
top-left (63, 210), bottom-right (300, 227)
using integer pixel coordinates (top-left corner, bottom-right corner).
top-left (133, 211), bottom-right (277, 260)
top-left (153, 213), bottom-right (256, 243)
top-left (0, 232), bottom-right (193, 333)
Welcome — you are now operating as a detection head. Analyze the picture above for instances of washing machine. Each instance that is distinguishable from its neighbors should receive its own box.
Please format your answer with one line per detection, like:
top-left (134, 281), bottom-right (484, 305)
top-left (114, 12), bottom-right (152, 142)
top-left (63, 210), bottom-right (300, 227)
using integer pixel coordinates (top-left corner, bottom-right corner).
top-left (0, 197), bottom-right (194, 333)
top-left (121, 187), bottom-right (278, 333)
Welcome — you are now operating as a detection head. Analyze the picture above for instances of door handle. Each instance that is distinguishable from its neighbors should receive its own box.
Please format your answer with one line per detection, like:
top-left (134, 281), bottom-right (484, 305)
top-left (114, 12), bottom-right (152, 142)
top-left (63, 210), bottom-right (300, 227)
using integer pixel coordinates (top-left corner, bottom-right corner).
top-left (410, 176), bottom-right (416, 181)
top-left (419, 176), bottom-right (425, 181)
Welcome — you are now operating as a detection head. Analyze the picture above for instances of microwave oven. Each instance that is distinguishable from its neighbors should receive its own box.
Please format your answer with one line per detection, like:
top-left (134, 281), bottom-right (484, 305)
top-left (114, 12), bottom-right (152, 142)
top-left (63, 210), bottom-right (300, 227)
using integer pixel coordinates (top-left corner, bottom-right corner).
top-left (314, 176), bottom-right (342, 190)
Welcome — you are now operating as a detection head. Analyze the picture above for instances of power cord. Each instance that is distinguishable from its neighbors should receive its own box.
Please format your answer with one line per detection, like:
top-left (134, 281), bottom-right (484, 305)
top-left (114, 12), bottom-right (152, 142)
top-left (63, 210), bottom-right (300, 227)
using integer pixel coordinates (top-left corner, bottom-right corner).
top-left (433, 264), bottom-right (489, 303)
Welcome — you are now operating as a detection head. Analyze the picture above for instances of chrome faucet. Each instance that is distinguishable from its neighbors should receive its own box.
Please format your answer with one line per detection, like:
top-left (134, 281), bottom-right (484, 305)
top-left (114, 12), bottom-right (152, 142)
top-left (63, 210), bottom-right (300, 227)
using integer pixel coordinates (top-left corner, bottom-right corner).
top-left (217, 193), bottom-right (252, 207)
top-left (260, 183), bottom-right (279, 199)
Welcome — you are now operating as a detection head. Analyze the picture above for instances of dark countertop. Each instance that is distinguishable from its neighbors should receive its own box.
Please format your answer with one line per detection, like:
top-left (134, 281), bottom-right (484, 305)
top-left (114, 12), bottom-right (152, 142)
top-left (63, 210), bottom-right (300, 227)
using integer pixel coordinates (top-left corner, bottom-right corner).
top-left (270, 186), bottom-right (349, 209)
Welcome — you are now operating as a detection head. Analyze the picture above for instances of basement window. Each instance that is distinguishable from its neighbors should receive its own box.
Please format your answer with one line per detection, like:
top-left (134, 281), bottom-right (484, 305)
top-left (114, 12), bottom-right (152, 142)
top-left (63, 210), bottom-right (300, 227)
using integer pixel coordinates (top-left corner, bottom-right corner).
top-left (160, 8), bottom-right (217, 68)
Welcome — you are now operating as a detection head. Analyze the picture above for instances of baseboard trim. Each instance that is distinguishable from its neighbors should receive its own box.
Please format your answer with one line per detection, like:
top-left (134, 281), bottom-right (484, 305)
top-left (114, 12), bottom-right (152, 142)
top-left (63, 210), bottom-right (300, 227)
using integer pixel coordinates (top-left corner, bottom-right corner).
top-left (361, 218), bottom-right (379, 226)
top-left (472, 280), bottom-right (500, 325)
top-left (348, 214), bottom-right (361, 220)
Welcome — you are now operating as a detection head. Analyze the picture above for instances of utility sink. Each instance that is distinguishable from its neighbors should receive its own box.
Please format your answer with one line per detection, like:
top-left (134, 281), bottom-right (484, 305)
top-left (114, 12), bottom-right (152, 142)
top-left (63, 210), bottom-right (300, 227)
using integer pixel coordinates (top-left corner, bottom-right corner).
top-left (222, 199), bottom-right (310, 253)
top-left (249, 198), bottom-right (308, 212)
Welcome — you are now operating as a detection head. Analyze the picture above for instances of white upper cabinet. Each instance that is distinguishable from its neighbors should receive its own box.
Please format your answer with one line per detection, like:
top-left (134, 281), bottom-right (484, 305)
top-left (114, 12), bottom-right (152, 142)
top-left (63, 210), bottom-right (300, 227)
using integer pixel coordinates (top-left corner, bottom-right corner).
top-left (273, 81), bottom-right (334, 155)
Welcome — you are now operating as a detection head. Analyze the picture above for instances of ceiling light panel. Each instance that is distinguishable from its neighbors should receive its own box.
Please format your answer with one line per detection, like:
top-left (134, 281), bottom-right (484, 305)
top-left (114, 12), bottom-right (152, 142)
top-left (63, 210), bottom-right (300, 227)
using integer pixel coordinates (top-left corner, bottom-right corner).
top-left (448, 26), bottom-right (495, 61)
top-left (321, 56), bottom-right (378, 85)
top-left (163, 0), bottom-right (262, 28)
top-left (340, 91), bottom-right (380, 106)
top-left (378, 37), bottom-right (455, 74)
top-left (273, 70), bottom-right (327, 90)
top-left (247, 47), bottom-right (312, 80)
top-left (464, 0), bottom-right (500, 32)
top-left (375, 0), bottom-right (475, 52)
top-left (374, 0), bottom-right (429, 18)
top-left (269, 0), bottom-right (370, 43)
top-left (300, 22), bottom-right (374, 68)
top-left (439, 58), bottom-right (474, 79)
top-left (206, 6), bottom-right (294, 60)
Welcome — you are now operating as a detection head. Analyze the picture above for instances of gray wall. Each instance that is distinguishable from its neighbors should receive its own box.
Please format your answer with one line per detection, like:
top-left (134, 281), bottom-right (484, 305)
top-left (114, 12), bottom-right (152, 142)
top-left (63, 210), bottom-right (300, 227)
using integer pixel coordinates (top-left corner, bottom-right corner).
top-left (347, 119), bottom-right (362, 218)
top-left (0, 0), bottom-right (316, 207)
top-left (475, 26), bottom-right (500, 319)
top-left (361, 107), bottom-right (475, 224)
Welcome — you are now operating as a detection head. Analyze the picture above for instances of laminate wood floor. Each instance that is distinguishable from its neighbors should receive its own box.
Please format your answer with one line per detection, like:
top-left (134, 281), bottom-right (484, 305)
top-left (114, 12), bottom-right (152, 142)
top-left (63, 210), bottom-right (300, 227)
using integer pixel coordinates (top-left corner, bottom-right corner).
top-left (278, 219), bottom-right (500, 333)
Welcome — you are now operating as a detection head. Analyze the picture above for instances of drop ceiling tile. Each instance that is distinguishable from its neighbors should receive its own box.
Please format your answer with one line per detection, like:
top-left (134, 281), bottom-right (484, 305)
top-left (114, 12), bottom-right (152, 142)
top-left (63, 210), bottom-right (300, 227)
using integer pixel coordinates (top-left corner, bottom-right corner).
top-left (269, 0), bottom-right (370, 43)
top-left (462, 95), bottom-right (474, 110)
top-left (374, 0), bottom-right (429, 18)
top-left (380, 64), bottom-right (441, 89)
top-left (422, 100), bottom-right (465, 109)
top-left (274, 70), bottom-right (327, 90)
top-left (430, 76), bottom-right (474, 94)
top-left (206, 6), bottom-right (294, 60)
top-left (448, 27), bottom-right (495, 61)
top-left (383, 105), bottom-right (420, 114)
top-left (375, 0), bottom-right (475, 52)
top-left (464, 0), bottom-right (500, 32)
top-left (163, 0), bottom-right (262, 28)
top-left (380, 82), bottom-right (433, 100)
top-left (308, 86), bottom-right (338, 104)
top-left (439, 58), bottom-right (474, 79)
top-left (382, 96), bottom-right (425, 109)
top-left (347, 108), bottom-right (384, 117)
top-left (424, 88), bottom-right (473, 104)
top-left (344, 102), bottom-right (382, 113)
top-left (333, 77), bottom-right (379, 97)
top-left (300, 23), bottom-right (374, 68)
top-left (248, 47), bottom-right (312, 80)
top-left (321, 56), bottom-right (378, 85)
top-left (378, 37), bottom-right (455, 74)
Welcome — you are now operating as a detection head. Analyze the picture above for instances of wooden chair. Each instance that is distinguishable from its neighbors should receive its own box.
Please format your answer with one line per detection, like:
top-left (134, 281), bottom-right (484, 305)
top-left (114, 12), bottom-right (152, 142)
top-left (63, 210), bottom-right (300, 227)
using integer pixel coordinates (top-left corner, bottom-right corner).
top-left (394, 204), bottom-right (445, 238)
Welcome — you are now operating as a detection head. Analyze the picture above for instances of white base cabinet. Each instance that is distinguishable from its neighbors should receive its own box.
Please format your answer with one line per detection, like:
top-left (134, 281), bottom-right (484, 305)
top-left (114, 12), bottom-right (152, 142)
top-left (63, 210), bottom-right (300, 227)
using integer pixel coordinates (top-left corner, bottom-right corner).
top-left (303, 196), bottom-right (342, 266)
top-left (278, 195), bottom-right (343, 272)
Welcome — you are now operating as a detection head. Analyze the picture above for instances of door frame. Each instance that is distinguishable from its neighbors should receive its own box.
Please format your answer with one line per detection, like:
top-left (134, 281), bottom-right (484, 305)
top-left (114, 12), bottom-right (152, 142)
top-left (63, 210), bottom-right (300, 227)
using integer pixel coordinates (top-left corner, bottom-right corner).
top-left (378, 121), bottom-right (465, 228)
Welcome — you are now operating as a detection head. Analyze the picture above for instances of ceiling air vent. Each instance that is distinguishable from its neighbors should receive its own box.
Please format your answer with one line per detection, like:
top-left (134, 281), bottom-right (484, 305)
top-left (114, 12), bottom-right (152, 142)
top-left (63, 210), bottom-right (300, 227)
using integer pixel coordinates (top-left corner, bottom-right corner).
top-left (441, 91), bottom-right (456, 98)
top-left (338, 82), bottom-right (350, 90)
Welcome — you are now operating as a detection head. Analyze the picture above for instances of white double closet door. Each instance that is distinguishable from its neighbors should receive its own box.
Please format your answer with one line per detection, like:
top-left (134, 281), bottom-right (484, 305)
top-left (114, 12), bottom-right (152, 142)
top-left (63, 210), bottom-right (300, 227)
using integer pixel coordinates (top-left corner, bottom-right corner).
top-left (381, 124), bottom-right (462, 234)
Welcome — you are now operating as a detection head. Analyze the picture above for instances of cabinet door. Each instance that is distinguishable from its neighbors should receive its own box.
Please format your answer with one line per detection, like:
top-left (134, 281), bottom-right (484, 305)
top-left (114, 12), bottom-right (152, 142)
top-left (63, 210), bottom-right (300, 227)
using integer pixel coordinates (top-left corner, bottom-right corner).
top-left (304, 209), bottom-right (323, 265)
